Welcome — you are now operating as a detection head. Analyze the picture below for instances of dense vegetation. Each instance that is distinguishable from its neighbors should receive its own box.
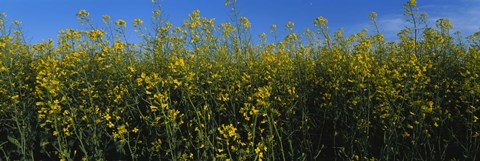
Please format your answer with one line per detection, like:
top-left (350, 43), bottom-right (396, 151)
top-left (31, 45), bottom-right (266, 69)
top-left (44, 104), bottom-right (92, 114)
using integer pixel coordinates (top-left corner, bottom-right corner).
top-left (1, 0), bottom-right (480, 160)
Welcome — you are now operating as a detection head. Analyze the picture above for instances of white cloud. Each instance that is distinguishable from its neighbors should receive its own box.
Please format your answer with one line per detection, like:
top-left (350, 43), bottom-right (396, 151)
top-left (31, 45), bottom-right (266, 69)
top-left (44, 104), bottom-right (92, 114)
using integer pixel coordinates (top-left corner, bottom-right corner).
top-left (347, 1), bottom-right (480, 41)
top-left (377, 15), bottom-right (405, 40)
top-left (379, 1), bottom-right (480, 40)
top-left (346, 14), bottom-right (406, 41)
top-left (419, 1), bottom-right (480, 36)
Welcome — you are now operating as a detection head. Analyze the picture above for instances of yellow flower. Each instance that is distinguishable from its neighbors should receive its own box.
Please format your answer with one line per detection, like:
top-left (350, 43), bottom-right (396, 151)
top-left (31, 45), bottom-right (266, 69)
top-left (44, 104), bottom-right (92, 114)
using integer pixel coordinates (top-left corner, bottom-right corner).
top-left (408, 0), bottom-right (416, 6)
top-left (102, 15), bottom-right (110, 20)
top-left (0, 66), bottom-right (6, 72)
top-left (115, 19), bottom-right (127, 28)
top-left (270, 24), bottom-right (277, 32)
top-left (402, 132), bottom-right (410, 138)
top-left (108, 122), bottom-right (115, 128)
top-left (150, 105), bottom-right (158, 112)
top-left (51, 100), bottom-right (61, 111)
top-left (161, 103), bottom-right (168, 109)
top-left (286, 21), bottom-right (294, 30)
top-left (117, 125), bottom-right (128, 135)
top-left (102, 15), bottom-right (110, 24)
top-left (240, 16), bottom-right (251, 29)
top-left (76, 9), bottom-right (89, 18)
top-left (104, 114), bottom-right (111, 121)
top-left (407, 124), bottom-right (414, 129)
top-left (63, 127), bottom-right (71, 136)
top-left (133, 18), bottom-right (143, 27)
top-left (314, 16), bottom-right (328, 27)
top-left (132, 127), bottom-right (139, 133)
top-left (10, 95), bottom-right (19, 100)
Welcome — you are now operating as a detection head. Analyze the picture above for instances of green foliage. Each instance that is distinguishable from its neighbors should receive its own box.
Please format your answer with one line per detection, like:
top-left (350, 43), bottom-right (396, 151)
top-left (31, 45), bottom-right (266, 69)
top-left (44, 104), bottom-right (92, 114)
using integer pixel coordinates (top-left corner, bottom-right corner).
top-left (0, 1), bottom-right (480, 160)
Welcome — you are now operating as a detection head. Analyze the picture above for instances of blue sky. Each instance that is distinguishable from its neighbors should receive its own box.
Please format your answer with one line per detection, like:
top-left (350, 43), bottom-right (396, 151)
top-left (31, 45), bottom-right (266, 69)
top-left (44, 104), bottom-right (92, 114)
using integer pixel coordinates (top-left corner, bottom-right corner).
top-left (1, 0), bottom-right (479, 44)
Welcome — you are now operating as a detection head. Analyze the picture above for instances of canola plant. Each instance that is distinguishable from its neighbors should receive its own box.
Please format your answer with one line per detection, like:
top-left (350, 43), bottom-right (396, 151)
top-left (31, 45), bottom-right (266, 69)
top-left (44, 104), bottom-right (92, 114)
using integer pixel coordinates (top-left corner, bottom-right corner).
top-left (1, 0), bottom-right (480, 160)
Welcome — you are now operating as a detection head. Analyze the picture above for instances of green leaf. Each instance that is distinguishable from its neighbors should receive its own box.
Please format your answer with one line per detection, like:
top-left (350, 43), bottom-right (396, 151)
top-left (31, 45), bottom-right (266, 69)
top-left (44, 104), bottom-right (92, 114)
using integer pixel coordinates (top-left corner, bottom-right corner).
top-left (7, 136), bottom-right (21, 148)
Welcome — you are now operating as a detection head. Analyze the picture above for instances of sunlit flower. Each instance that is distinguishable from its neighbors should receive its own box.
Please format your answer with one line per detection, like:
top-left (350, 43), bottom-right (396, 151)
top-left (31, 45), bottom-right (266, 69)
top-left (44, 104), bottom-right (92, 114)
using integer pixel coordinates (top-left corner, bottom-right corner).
top-left (133, 18), bottom-right (143, 27)
top-left (115, 19), bottom-right (126, 28)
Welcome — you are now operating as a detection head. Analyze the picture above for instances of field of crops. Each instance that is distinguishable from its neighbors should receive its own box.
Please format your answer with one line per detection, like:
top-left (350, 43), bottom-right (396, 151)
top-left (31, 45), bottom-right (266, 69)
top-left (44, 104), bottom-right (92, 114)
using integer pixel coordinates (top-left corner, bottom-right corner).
top-left (1, 0), bottom-right (480, 160)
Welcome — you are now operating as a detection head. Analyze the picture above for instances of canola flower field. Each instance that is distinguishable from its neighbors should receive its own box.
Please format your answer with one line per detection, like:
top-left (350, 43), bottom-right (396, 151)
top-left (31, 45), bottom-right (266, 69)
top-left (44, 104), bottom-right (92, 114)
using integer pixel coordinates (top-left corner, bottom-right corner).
top-left (1, 1), bottom-right (480, 160)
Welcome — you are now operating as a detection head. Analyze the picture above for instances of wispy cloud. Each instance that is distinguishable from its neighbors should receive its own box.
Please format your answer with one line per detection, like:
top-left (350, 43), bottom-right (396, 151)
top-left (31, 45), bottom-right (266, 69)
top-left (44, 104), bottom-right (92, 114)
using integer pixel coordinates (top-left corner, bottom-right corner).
top-left (345, 14), bottom-right (405, 41)
top-left (420, 1), bottom-right (480, 36)
top-left (348, 1), bottom-right (480, 41)
top-left (377, 15), bottom-right (404, 40)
